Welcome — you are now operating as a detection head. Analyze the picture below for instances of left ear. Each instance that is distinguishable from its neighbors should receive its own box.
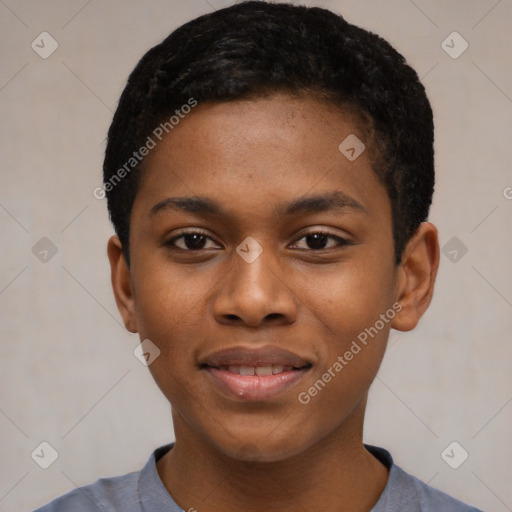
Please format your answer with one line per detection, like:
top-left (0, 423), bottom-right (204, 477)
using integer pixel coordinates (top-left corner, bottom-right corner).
top-left (391, 222), bottom-right (440, 332)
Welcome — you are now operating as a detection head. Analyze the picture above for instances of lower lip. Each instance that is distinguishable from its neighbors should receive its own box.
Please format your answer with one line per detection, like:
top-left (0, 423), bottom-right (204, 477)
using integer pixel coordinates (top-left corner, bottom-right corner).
top-left (204, 367), bottom-right (310, 402)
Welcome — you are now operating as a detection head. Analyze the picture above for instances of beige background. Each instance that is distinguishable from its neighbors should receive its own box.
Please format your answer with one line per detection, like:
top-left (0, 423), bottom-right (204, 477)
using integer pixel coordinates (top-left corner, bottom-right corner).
top-left (1, 0), bottom-right (511, 510)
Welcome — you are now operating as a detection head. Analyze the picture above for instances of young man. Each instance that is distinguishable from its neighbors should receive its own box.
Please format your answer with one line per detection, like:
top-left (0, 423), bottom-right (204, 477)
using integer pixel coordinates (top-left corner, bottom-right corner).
top-left (35, 1), bottom-right (483, 511)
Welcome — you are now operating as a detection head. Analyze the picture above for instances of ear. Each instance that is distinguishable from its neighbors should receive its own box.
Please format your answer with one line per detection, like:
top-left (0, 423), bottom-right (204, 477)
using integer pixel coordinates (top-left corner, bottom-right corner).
top-left (107, 235), bottom-right (138, 333)
top-left (391, 222), bottom-right (440, 332)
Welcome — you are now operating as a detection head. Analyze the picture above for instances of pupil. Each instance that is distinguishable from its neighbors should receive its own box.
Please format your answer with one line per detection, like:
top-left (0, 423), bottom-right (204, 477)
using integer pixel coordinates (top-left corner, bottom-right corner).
top-left (185, 234), bottom-right (206, 250)
top-left (307, 233), bottom-right (328, 249)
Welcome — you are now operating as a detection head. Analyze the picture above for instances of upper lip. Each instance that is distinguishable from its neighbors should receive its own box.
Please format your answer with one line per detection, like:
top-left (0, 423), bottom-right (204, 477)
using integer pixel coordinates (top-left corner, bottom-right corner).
top-left (201, 346), bottom-right (311, 368)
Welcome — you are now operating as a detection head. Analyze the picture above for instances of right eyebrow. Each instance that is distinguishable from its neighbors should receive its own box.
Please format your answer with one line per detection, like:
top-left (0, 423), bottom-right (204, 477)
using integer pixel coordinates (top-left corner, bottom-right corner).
top-left (149, 196), bottom-right (225, 217)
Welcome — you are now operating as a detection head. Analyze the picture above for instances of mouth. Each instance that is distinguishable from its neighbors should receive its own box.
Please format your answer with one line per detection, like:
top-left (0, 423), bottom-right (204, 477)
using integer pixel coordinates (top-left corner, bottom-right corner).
top-left (212, 364), bottom-right (302, 376)
top-left (200, 346), bottom-right (312, 402)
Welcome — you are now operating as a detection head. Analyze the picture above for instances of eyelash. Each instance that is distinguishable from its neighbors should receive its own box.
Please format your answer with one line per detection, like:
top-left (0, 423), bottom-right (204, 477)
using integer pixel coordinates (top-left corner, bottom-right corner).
top-left (165, 230), bottom-right (351, 252)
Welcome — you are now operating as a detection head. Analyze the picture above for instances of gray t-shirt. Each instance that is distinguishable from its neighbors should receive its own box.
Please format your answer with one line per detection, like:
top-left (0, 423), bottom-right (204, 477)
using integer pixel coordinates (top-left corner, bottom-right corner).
top-left (34, 444), bottom-right (483, 511)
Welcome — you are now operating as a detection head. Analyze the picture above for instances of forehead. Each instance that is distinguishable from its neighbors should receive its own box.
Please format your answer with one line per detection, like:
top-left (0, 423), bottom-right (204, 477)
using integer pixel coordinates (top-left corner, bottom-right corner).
top-left (133, 93), bottom-right (388, 221)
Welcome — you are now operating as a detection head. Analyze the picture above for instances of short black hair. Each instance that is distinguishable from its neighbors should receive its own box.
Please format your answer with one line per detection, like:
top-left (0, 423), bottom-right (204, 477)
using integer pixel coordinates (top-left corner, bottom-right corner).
top-left (103, 0), bottom-right (434, 265)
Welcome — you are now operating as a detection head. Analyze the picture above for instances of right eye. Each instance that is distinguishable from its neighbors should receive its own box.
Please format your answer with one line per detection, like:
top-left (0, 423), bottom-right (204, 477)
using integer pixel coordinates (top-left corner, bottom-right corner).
top-left (165, 231), bottom-right (221, 251)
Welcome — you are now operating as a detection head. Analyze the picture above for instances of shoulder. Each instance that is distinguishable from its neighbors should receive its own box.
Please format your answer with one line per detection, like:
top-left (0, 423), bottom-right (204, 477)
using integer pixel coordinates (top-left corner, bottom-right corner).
top-left (33, 444), bottom-right (177, 512)
top-left (366, 445), bottom-right (484, 512)
top-left (33, 470), bottom-right (141, 512)
top-left (389, 464), bottom-right (484, 511)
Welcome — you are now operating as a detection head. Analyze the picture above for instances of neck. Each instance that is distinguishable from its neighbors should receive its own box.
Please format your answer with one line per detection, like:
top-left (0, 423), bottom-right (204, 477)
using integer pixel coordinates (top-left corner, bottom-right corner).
top-left (157, 398), bottom-right (388, 512)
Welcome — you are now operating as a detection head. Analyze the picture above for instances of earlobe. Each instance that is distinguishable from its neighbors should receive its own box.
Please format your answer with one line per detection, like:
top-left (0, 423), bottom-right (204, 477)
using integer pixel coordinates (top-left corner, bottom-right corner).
top-left (391, 222), bottom-right (440, 332)
top-left (107, 235), bottom-right (138, 333)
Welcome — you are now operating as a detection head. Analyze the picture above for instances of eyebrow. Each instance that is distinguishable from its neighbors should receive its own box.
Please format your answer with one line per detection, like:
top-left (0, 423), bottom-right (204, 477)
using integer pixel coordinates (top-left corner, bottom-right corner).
top-left (149, 191), bottom-right (367, 217)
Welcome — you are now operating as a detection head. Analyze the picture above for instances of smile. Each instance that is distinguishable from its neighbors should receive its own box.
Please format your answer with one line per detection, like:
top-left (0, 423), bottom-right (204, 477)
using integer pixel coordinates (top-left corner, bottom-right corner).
top-left (221, 364), bottom-right (295, 376)
top-left (200, 345), bottom-right (312, 401)
top-left (204, 365), bottom-right (311, 401)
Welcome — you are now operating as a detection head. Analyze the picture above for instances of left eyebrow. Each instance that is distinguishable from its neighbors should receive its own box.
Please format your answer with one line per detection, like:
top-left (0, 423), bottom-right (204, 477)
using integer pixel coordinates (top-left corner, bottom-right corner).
top-left (282, 191), bottom-right (367, 216)
top-left (149, 190), bottom-right (367, 218)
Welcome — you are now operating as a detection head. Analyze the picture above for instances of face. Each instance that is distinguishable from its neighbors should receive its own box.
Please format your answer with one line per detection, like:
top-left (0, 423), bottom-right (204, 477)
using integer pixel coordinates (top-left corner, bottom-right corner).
top-left (114, 94), bottom-right (403, 461)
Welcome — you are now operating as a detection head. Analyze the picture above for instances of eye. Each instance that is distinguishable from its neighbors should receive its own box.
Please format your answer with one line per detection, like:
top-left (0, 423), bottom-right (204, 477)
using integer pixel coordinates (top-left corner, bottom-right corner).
top-left (165, 230), bottom-right (349, 252)
top-left (165, 231), bottom-right (221, 251)
top-left (291, 232), bottom-right (350, 251)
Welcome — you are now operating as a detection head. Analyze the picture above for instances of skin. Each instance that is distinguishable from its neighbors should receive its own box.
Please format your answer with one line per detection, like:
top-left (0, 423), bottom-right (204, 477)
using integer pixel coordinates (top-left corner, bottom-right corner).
top-left (108, 93), bottom-right (440, 511)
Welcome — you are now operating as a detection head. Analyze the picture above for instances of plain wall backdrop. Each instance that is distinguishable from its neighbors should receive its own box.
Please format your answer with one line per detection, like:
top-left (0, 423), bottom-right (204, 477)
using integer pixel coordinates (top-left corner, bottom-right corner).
top-left (1, 0), bottom-right (511, 510)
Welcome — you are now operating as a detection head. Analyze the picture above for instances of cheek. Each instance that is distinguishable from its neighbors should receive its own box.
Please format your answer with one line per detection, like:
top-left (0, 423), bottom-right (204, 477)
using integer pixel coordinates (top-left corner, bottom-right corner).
top-left (310, 258), bottom-right (396, 342)
top-left (134, 276), bottom-right (206, 409)
top-left (130, 265), bottom-right (214, 384)
top-left (295, 314), bottom-right (390, 433)
top-left (132, 257), bottom-right (212, 332)
top-left (301, 252), bottom-right (396, 402)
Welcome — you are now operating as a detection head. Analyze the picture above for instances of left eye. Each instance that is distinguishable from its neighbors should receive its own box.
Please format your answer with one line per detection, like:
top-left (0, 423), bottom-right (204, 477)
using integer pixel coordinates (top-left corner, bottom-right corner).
top-left (292, 232), bottom-right (349, 250)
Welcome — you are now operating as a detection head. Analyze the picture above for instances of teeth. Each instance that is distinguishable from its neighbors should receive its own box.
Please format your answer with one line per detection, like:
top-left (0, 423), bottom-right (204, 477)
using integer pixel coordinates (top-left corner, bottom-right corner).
top-left (255, 366), bottom-right (273, 376)
top-left (223, 365), bottom-right (291, 375)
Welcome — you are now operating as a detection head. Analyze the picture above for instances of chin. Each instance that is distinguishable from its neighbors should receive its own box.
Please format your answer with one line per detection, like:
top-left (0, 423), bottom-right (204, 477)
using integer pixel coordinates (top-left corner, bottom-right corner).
top-left (210, 428), bottom-right (316, 464)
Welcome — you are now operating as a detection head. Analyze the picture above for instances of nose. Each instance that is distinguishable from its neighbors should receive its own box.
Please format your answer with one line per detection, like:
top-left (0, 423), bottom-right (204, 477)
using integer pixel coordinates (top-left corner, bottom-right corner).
top-left (212, 247), bottom-right (298, 328)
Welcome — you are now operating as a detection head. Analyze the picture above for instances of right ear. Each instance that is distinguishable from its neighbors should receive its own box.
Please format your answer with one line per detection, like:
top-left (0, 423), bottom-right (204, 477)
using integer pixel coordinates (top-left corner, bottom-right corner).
top-left (107, 235), bottom-right (138, 333)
